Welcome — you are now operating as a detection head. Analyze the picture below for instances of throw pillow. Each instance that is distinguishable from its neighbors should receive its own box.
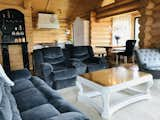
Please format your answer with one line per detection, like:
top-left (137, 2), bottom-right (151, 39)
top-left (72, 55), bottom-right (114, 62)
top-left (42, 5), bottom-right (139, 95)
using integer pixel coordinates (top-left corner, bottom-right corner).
top-left (0, 83), bottom-right (3, 103)
top-left (0, 64), bottom-right (14, 86)
top-left (0, 80), bottom-right (13, 120)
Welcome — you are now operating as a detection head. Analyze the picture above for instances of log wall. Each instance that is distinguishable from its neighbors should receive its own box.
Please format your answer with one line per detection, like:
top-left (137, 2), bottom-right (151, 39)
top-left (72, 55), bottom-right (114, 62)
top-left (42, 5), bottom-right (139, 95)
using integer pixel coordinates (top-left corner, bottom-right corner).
top-left (32, 16), bottom-right (69, 44)
top-left (90, 12), bottom-right (112, 53)
top-left (139, 0), bottom-right (160, 48)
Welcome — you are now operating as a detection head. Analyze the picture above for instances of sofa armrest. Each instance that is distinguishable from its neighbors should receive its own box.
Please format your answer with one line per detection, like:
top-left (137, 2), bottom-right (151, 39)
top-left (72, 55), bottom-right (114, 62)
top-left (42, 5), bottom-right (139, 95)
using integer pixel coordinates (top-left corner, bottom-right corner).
top-left (31, 76), bottom-right (62, 99)
top-left (139, 63), bottom-right (149, 71)
top-left (31, 77), bottom-right (81, 113)
top-left (40, 63), bottom-right (53, 77)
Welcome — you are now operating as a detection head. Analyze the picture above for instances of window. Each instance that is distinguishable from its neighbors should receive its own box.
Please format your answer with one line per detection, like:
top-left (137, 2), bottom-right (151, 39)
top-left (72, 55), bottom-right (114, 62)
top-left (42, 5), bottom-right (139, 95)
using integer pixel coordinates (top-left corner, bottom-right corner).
top-left (112, 14), bottom-right (132, 46)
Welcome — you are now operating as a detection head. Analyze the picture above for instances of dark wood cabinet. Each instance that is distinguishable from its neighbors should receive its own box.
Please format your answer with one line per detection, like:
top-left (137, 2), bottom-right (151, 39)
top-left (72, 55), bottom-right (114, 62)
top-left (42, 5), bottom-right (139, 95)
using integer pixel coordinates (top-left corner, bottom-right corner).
top-left (0, 9), bottom-right (29, 75)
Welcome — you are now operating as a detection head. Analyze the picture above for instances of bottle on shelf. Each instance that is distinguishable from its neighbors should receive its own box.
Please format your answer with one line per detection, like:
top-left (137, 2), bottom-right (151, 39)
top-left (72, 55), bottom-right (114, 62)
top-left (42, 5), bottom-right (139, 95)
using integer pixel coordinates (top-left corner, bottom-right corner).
top-left (14, 38), bottom-right (18, 43)
top-left (11, 31), bottom-right (16, 36)
top-left (22, 37), bottom-right (25, 42)
top-left (15, 27), bottom-right (20, 36)
top-left (18, 37), bottom-right (22, 43)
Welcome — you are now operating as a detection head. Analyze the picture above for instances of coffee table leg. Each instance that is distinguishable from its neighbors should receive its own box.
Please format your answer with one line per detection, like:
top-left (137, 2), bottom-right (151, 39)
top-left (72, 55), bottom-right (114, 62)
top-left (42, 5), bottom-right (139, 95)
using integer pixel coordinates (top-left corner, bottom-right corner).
top-left (146, 80), bottom-right (153, 95)
top-left (101, 93), bottom-right (111, 119)
top-left (76, 81), bottom-right (84, 99)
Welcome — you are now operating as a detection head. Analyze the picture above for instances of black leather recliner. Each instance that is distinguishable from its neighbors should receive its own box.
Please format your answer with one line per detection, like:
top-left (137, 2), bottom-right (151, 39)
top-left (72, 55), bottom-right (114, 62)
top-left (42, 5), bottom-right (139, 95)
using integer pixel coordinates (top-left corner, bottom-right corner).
top-left (32, 47), bottom-right (86, 90)
top-left (62, 48), bottom-right (87, 74)
top-left (71, 46), bottom-right (108, 72)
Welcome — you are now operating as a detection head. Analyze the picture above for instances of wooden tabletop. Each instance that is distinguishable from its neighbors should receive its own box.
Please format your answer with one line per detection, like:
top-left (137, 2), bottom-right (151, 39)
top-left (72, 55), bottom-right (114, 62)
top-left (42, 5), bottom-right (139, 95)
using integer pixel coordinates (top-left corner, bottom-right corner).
top-left (80, 66), bottom-right (152, 87)
top-left (96, 45), bottom-right (125, 49)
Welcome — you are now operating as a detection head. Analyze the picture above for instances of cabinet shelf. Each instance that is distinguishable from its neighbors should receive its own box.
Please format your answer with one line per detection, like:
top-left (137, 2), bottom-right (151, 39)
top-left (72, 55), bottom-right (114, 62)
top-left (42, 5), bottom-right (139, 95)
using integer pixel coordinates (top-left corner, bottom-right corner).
top-left (0, 42), bottom-right (28, 45)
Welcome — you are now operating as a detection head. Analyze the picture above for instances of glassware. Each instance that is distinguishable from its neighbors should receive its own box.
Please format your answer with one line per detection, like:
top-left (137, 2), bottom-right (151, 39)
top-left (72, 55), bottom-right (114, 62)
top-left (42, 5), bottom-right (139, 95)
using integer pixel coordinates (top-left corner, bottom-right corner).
top-left (11, 31), bottom-right (16, 36)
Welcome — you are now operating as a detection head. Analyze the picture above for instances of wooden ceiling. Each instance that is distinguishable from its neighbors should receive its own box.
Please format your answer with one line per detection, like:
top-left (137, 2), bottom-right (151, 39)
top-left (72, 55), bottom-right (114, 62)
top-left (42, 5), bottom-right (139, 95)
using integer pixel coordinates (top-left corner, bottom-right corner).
top-left (0, 0), bottom-right (104, 20)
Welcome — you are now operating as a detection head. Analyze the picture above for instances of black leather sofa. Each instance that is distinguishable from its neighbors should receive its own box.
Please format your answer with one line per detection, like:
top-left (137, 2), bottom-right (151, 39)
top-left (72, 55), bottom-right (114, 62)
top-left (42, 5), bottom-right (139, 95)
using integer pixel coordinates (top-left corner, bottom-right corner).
top-left (135, 49), bottom-right (160, 79)
top-left (0, 69), bottom-right (89, 120)
top-left (32, 47), bottom-right (87, 90)
top-left (71, 46), bottom-right (108, 72)
top-left (33, 46), bottom-right (108, 89)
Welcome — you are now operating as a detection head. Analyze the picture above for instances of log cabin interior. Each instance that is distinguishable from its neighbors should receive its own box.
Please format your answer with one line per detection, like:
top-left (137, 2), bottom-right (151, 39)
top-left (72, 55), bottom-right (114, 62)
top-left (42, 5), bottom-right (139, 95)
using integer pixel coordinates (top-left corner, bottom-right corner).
top-left (0, 0), bottom-right (160, 120)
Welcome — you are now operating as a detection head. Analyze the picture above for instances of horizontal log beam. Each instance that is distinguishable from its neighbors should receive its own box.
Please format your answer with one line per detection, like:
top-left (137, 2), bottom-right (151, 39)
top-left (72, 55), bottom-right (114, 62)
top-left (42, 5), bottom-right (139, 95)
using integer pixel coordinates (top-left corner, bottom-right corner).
top-left (96, 0), bottom-right (142, 19)
top-left (97, 0), bottom-right (136, 13)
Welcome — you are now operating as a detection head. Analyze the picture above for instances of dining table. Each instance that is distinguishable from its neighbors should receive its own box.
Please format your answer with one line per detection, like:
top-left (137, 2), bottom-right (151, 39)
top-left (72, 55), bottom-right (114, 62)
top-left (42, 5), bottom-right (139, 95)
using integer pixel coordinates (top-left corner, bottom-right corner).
top-left (96, 45), bottom-right (126, 65)
top-left (96, 45), bottom-right (126, 57)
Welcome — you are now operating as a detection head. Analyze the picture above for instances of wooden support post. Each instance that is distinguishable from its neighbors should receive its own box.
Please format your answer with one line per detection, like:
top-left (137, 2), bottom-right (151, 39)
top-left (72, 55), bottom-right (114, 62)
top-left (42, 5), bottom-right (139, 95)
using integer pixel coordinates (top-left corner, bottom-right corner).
top-left (24, 0), bottom-right (32, 9)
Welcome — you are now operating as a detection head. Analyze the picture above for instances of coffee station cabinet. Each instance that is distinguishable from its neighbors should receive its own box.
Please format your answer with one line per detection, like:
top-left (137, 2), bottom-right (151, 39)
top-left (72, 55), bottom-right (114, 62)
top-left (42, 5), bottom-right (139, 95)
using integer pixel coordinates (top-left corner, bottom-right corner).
top-left (0, 9), bottom-right (29, 75)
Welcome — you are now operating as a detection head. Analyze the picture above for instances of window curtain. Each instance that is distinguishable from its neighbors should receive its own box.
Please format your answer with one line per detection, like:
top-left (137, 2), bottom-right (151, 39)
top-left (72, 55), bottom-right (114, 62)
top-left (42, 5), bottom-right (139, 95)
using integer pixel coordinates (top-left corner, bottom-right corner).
top-left (112, 14), bottom-right (131, 46)
top-left (134, 17), bottom-right (140, 47)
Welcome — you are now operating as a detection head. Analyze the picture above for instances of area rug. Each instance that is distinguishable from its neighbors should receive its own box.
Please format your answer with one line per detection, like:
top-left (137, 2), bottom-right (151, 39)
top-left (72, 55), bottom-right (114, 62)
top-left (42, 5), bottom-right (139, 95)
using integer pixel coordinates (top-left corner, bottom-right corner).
top-left (58, 80), bottom-right (160, 120)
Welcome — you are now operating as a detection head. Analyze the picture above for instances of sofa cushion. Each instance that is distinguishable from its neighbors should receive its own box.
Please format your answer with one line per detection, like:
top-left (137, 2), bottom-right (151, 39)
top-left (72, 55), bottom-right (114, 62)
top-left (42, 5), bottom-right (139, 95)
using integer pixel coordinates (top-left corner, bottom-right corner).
top-left (44, 56), bottom-right (65, 65)
top-left (72, 46), bottom-right (90, 61)
top-left (70, 60), bottom-right (87, 74)
top-left (53, 66), bottom-right (76, 81)
top-left (43, 47), bottom-right (65, 65)
top-left (0, 64), bottom-right (14, 86)
top-left (11, 68), bottom-right (31, 81)
top-left (21, 104), bottom-right (60, 120)
top-left (14, 87), bottom-right (48, 112)
top-left (12, 79), bottom-right (34, 94)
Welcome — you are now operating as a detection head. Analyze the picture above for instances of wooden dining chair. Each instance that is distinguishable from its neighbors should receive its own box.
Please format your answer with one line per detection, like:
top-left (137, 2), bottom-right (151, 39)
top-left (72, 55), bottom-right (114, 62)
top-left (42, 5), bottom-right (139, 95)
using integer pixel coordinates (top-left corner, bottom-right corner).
top-left (117, 40), bottom-right (136, 64)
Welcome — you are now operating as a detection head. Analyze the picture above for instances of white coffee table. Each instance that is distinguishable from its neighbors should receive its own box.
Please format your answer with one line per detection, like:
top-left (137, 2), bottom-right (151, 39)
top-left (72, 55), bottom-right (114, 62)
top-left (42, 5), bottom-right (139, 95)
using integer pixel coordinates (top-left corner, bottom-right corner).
top-left (76, 67), bottom-right (153, 119)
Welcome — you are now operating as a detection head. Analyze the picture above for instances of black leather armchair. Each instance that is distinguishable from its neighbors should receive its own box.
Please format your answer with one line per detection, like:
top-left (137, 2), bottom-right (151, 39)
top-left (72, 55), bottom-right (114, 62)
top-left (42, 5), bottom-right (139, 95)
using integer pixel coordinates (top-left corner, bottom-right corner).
top-left (33, 47), bottom-right (86, 89)
top-left (135, 49), bottom-right (160, 79)
top-left (71, 46), bottom-right (108, 72)
top-left (62, 48), bottom-right (87, 74)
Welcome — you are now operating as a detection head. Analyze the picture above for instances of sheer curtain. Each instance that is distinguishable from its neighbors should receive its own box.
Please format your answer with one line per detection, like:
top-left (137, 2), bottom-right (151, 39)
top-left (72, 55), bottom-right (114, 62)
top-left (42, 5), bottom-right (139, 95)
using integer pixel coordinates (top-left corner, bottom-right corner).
top-left (112, 14), bottom-right (131, 46)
